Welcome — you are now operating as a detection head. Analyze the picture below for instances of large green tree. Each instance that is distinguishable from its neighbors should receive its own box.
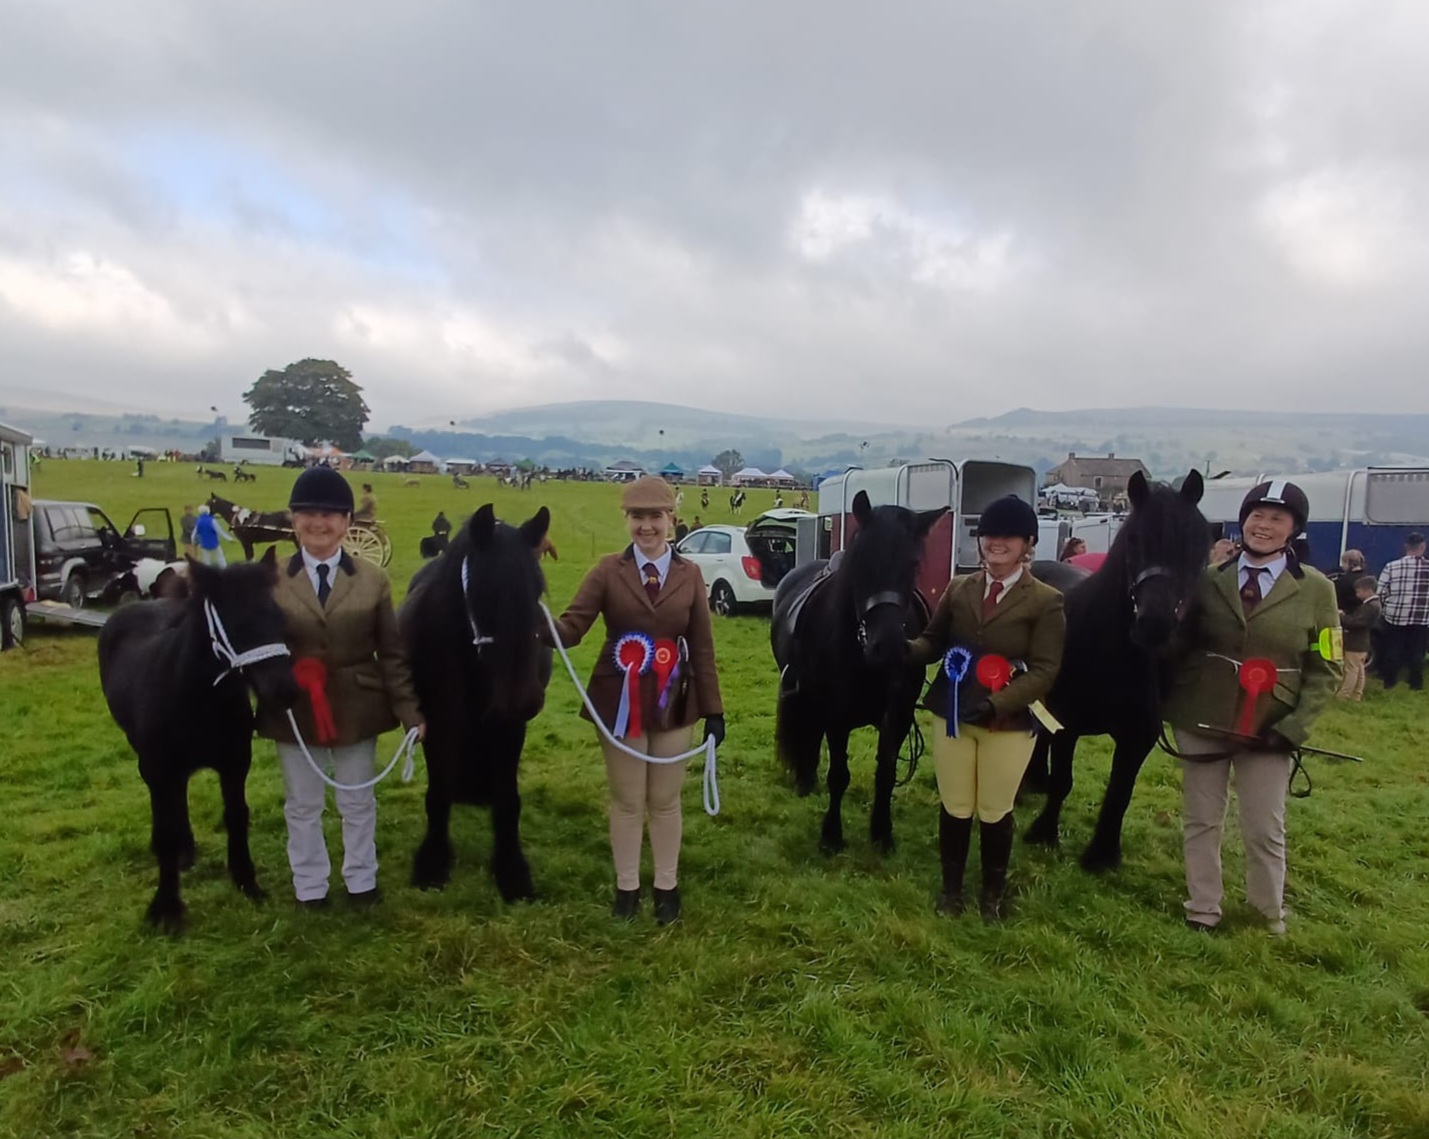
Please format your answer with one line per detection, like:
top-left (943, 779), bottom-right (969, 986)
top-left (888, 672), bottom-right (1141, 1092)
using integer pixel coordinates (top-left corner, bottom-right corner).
top-left (242, 358), bottom-right (370, 450)
top-left (712, 449), bottom-right (744, 480)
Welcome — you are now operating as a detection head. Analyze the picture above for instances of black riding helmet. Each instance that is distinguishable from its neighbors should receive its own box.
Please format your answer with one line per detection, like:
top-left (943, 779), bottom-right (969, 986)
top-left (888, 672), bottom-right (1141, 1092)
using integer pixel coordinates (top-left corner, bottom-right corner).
top-left (975, 495), bottom-right (1039, 541)
top-left (289, 466), bottom-right (355, 514)
top-left (1239, 480), bottom-right (1308, 534)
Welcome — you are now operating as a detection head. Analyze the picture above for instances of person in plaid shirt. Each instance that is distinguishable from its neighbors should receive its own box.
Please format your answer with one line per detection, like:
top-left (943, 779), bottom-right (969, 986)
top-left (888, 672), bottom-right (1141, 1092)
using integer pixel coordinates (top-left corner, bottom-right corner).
top-left (1377, 532), bottom-right (1429, 690)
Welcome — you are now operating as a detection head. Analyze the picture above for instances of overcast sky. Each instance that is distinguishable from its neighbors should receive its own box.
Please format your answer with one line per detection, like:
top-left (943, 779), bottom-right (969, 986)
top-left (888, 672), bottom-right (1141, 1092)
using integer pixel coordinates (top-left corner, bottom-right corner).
top-left (2, 0), bottom-right (1427, 432)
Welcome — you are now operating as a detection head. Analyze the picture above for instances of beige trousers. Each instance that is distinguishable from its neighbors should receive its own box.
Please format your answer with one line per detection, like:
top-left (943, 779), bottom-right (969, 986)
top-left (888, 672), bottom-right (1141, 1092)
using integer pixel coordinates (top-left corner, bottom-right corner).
top-left (1176, 728), bottom-right (1290, 930)
top-left (599, 727), bottom-right (693, 891)
top-left (1338, 651), bottom-right (1367, 701)
top-left (931, 719), bottom-right (1038, 822)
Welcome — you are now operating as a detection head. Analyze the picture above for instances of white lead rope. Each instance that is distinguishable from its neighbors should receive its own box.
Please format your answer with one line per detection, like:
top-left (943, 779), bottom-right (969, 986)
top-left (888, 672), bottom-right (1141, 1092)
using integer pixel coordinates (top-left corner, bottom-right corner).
top-left (285, 710), bottom-right (421, 792)
top-left (539, 602), bottom-right (720, 816)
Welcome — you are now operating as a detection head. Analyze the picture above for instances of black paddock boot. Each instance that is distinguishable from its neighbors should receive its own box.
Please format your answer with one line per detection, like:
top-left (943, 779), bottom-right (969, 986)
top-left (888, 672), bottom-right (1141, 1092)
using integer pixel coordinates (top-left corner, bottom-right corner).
top-left (612, 888), bottom-right (640, 920)
top-left (652, 887), bottom-right (682, 926)
top-left (979, 814), bottom-right (1016, 922)
top-left (935, 809), bottom-right (974, 916)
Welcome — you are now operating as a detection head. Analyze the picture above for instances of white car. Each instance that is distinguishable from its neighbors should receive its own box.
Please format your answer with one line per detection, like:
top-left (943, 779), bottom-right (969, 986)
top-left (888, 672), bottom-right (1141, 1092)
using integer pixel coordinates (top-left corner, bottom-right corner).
top-left (677, 510), bottom-right (809, 616)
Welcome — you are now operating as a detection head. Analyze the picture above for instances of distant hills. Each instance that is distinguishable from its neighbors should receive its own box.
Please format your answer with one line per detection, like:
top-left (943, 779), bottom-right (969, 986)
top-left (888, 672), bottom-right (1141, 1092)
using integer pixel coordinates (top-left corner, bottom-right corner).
top-left (5, 392), bottom-right (1428, 479)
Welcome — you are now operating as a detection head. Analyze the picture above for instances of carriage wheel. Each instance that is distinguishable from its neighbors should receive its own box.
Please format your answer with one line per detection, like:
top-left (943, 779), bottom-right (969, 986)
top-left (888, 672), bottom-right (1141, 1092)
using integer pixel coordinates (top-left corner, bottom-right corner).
top-left (343, 525), bottom-right (391, 568)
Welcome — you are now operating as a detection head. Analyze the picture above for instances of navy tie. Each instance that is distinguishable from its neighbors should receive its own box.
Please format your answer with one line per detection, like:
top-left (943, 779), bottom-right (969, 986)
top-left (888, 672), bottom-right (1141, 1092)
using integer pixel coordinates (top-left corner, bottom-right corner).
top-left (316, 563), bottom-right (331, 607)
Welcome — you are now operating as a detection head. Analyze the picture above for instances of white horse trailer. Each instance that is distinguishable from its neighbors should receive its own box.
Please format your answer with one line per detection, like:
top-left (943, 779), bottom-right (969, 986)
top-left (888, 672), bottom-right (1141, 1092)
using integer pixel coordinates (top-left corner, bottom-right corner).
top-left (817, 459), bottom-right (1038, 612)
top-left (1, 421), bottom-right (35, 649)
top-left (1198, 468), bottom-right (1429, 575)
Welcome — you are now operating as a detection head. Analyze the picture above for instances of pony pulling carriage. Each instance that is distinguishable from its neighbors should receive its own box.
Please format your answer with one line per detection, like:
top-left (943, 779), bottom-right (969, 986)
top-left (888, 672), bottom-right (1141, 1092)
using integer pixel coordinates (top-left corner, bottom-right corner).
top-left (206, 494), bottom-right (393, 567)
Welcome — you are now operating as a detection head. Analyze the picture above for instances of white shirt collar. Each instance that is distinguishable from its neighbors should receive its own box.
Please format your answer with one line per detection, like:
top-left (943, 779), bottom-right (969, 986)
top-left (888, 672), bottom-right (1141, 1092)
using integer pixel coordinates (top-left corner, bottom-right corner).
top-left (1238, 551), bottom-right (1287, 591)
top-left (984, 566), bottom-right (1023, 600)
top-left (301, 547), bottom-right (343, 594)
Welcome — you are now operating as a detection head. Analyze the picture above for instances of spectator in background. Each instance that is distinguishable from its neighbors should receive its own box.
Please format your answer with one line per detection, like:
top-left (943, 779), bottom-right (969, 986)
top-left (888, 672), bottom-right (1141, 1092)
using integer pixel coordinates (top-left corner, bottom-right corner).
top-left (1377, 532), bottom-right (1429, 690)
top-left (1339, 576), bottom-right (1381, 702)
top-left (192, 505), bottom-right (237, 567)
top-left (355, 483), bottom-right (378, 522)
top-left (1331, 549), bottom-right (1366, 614)
top-left (1059, 537), bottom-right (1086, 562)
top-left (179, 504), bottom-right (198, 559)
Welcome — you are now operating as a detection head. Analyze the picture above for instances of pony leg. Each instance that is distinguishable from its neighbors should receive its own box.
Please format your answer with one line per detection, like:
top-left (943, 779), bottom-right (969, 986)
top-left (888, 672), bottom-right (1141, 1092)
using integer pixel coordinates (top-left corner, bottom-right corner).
top-left (776, 690), bottom-right (822, 797)
top-left (174, 787), bottom-right (196, 872)
top-left (412, 772), bottom-right (454, 890)
top-left (488, 725), bottom-right (535, 903)
top-left (820, 728), bottom-right (851, 854)
top-left (217, 755), bottom-right (264, 900)
top-left (1080, 726), bottom-right (1158, 873)
top-left (1024, 733), bottom-right (1078, 848)
top-left (869, 715), bottom-right (908, 853)
top-left (1019, 732), bottom-right (1052, 798)
top-left (146, 779), bottom-right (189, 932)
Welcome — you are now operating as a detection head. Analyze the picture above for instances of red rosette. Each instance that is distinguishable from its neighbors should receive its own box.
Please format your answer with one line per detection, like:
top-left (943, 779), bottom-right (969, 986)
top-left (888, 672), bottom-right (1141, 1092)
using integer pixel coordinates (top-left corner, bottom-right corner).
top-left (292, 657), bottom-right (338, 744)
top-left (1236, 657), bottom-right (1278, 737)
top-left (976, 653), bottom-right (1013, 693)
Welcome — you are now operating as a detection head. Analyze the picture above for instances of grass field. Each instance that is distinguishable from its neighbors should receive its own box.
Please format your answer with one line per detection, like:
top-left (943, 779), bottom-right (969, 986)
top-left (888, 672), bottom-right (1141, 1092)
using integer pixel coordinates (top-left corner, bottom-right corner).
top-left (3, 461), bottom-right (1429, 1138)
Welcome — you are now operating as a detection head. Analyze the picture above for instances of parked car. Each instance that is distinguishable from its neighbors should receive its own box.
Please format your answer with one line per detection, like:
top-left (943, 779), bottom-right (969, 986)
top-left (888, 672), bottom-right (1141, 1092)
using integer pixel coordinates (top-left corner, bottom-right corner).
top-left (676, 509), bottom-right (810, 616)
top-left (32, 500), bottom-right (176, 608)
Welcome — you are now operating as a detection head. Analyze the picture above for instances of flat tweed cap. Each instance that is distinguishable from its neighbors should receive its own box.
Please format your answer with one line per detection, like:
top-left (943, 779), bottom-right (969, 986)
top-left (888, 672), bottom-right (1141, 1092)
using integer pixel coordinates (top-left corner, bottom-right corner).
top-left (621, 476), bottom-right (677, 511)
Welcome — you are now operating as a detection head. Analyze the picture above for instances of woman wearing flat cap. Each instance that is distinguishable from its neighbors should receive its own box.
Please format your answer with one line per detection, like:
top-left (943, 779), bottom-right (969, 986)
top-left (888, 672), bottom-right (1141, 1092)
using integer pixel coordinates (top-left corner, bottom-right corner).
top-left (256, 466), bottom-right (423, 909)
top-left (548, 476), bottom-right (725, 925)
top-left (907, 494), bottom-right (1065, 921)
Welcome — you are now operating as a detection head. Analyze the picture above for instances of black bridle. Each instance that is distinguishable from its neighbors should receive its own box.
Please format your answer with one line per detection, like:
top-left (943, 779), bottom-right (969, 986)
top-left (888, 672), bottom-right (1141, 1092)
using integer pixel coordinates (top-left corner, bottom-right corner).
top-left (855, 589), bottom-right (906, 648)
top-left (1128, 563), bottom-right (1182, 620)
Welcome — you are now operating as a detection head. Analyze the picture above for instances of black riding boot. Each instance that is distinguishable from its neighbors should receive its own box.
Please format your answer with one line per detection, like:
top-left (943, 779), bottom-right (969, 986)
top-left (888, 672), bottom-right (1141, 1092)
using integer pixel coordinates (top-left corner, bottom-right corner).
top-left (979, 813), bottom-right (1016, 922)
top-left (936, 809), bottom-right (973, 915)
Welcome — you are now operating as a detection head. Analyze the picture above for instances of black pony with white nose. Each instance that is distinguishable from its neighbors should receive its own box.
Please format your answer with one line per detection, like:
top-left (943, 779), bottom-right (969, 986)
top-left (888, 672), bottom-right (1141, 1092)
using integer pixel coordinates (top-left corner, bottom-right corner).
top-left (1023, 470), bottom-right (1210, 869)
top-left (98, 548), bottom-right (300, 931)
top-left (772, 491), bottom-right (945, 853)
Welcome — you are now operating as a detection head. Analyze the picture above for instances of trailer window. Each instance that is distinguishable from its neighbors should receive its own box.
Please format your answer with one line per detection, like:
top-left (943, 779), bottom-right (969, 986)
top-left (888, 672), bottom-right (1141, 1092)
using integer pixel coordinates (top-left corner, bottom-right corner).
top-left (1365, 471), bottom-right (1429, 524)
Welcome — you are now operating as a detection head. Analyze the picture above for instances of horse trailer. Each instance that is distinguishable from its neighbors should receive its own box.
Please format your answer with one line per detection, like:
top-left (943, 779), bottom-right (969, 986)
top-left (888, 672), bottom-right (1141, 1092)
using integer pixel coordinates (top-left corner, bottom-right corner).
top-left (817, 459), bottom-right (1038, 611)
top-left (1198, 468), bottom-right (1429, 575)
top-left (0, 420), bottom-right (35, 649)
top-left (219, 433), bottom-right (305, 467)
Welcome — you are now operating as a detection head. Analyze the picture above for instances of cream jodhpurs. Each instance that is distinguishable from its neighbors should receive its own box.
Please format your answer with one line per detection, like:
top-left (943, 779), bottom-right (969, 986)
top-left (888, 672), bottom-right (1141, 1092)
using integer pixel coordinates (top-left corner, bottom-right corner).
top-left (1176, 728), bottom-right (1290, 930)
top-left (931, 718), bottom-right (1037, 822)
top-left (599, 727), bottom-right (692, 891)
top-left (276, 739), bottom-right (378, 902)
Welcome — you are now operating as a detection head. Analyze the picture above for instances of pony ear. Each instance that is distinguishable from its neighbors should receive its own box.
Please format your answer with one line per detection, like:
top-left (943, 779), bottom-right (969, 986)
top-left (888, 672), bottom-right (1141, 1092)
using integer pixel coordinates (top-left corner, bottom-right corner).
top-left (469, 504), bottom-right (497, 547)
top-left (1127, 470), bottom-right (1150, 509)
top-left (915, 506), bottom-right (948, 538)
top-left (852, 490), bottom-right (873, 527)
top-left (1179, 468), bottom-right (1204, 505)
top-left (519, 507), bottom-right (551, 548)
top-left (258, 544), bottom-right (280, 582)
top-left (186, 554), bottom-right (221, 597)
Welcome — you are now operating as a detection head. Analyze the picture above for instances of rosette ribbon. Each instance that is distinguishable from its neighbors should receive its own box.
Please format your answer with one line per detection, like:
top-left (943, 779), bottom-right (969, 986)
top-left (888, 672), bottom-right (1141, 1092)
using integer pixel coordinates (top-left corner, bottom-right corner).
top-left (291, 657), bottom-right (338, 745)
top-left (613, 633), bottom-right (655, 739)
top-left (976, 653), bottom-right (1013, 693)
top-left (943, 646), bottom-right (973, 737)
top-left (653, 638), bottom-right (682, 714)
top-left (1236, 657), bottom-right (1278, 738)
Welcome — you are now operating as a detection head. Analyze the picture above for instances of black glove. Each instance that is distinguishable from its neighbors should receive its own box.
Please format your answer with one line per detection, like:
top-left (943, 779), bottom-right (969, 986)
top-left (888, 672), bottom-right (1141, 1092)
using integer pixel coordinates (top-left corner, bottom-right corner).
top-left (958, 698), bottom-right (995, 727)
top-left (703, 714), bottom-right (726, 747)
top-left (1258, 729), bottom-right (1294, 753)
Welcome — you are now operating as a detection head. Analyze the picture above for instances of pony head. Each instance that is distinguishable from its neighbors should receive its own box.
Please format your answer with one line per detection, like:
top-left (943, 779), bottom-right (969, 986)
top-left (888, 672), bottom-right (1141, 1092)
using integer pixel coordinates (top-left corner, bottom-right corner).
top-left (186, 546), bottom-right (300, 712)
top-left (1117, 469), bottom-right (1209, 650)
top-left (455, 503), bottom-right (551, 720)
top-left (846, 490), bottom-right (945, 671)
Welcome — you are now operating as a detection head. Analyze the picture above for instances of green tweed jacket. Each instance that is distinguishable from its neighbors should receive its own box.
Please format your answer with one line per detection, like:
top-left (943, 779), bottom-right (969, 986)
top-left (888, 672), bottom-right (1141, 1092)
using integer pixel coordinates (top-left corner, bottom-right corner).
top-left (1162, 558), bottom-right (1343, 747)
top-left (909, 569), bottom-right (1066, 731)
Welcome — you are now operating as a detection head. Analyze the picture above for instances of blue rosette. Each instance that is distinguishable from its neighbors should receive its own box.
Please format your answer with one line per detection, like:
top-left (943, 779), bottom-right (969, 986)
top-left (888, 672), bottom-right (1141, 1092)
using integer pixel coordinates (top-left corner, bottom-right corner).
top-left (942, 646), bottom-right (973, 738)
top-left (612, 632), bottom-right (656, 738)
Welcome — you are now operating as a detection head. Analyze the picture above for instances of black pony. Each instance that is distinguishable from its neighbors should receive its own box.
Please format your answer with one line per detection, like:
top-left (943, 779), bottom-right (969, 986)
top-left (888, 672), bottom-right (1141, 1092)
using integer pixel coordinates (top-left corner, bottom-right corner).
top-left (1024, 470), bottom-right (1209, 869)
top-left (98, 549), bottom-right (299, 930)
top-left (400, 504), bottom-right (552, 900)
top-left (772, 491), bottom-right (943, 853)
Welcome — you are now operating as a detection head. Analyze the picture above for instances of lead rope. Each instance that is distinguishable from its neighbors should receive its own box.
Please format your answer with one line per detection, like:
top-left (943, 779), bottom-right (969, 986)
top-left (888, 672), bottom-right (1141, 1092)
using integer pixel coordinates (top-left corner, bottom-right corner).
top-left (283, 710), bottom-right (420, 792)
top-left (539, 601), bottom-right (720, 816)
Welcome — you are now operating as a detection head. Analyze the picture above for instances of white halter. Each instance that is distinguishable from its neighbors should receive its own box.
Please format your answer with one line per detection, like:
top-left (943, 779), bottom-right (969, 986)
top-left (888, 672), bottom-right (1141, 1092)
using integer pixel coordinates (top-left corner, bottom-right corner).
top-left (460, 556), bottom-right (496, 648)
top-left (204, 599), bottom-right (290, 685)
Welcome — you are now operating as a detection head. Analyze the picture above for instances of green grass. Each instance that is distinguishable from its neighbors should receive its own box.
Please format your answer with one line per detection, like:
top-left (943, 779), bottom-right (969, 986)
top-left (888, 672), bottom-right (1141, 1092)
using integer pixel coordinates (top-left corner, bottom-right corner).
top-left (3, 461), bottom-right (1429, 1138)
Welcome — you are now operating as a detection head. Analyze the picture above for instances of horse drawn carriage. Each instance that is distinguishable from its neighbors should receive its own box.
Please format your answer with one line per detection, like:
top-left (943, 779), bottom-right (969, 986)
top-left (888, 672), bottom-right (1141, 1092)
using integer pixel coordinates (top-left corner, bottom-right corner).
top-left (206, 494), bottom-right (393, 567)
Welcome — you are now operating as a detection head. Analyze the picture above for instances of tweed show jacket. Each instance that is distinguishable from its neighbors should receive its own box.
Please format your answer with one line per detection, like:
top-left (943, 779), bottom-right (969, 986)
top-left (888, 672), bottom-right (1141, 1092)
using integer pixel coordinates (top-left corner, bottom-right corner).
top-left (1162, 558), bottom-right (1342, 747)
top-left (909, 569), bottom-right (1066, 732)
top-left (549, 546), bottom-right (723, 733)
top-left (257, 551), bottom-right (422, 746)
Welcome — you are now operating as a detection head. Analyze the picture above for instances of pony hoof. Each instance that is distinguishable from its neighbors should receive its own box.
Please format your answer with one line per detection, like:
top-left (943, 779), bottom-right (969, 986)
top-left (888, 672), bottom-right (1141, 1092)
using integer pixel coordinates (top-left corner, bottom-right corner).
top-left (1023, 818), bottom-right (1059, 848)
top-left (819, 836), bottom-right (846, 856)
top-left (495, 864), bottom-right (536, 903)
top-left (411, 867), bottom-right (450, 891)
top-left (146, 899), bottom-right (187, 934)
top-left (871, 833), bottom-right (896, 855)
top-left (239, 882), bottom-right (267, 902)
top-left (178, 847), bottom-right (197, 872)
top-left (794, 779), bottom-right (816, 798)
top-left (1079, 845), bottom-right (1122, 873)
